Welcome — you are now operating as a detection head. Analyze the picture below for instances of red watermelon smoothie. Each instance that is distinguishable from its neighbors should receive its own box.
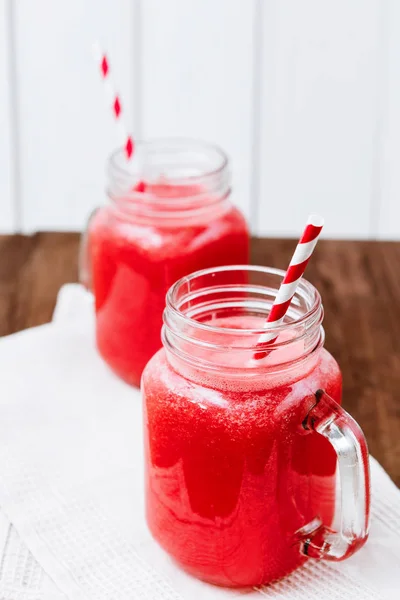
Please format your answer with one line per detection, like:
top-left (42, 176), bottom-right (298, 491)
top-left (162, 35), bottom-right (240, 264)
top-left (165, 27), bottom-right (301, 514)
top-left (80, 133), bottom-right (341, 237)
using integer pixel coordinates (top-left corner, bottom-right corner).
top-left (83, 140), bottom-right (249, 386)
top-left (142, 266), bottom-right (344, 586)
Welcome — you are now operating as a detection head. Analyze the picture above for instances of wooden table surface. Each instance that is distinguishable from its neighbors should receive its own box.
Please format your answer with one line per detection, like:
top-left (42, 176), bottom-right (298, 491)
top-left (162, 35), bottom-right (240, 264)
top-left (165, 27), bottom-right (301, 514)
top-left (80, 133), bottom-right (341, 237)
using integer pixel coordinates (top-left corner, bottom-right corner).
top-left (1, 233), bottom-right (399, 486)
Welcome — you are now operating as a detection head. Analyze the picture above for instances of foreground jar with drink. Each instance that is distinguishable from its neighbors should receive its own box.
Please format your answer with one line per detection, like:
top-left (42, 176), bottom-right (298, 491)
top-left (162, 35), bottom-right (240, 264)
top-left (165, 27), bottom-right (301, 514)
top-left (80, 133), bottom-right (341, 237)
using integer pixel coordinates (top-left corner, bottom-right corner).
top-left (81, 140), bottom-right (249, 386)
top-left (142, 266), bottom-right (370, 587)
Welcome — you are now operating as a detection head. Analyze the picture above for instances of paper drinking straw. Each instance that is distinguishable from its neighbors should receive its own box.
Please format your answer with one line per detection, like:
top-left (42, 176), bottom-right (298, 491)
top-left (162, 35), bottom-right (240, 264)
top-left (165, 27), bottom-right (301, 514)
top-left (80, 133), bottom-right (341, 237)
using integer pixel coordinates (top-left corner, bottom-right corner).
top-left (92, 42), bottom-right (134, 161)
top-left (254, 214), bottom-right (324, 359)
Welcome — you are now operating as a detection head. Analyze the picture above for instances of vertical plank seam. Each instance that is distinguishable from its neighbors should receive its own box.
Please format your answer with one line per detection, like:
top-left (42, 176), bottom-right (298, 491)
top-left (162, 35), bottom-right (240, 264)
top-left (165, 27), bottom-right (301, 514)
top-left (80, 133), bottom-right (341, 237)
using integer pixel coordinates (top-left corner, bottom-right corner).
top-left (5, 0), bottom-right (22, 232)
top-left (249, 0), bottom-right (264, 234)
top-left (133, 0), bottom-right (143, 139)
top-left (369, 1), bottom-right (388, 240)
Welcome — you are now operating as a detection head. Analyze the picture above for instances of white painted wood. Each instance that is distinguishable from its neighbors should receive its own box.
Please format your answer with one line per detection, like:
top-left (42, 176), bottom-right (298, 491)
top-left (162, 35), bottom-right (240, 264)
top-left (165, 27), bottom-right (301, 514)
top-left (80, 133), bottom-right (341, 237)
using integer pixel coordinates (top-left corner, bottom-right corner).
top-left (258, 0), bottom-right (381, 239)
top-left (141, 0), bottom-right (256, 223)
top-left (0, 0), bottom-right (14, 232)
top-left (15, 0), bottom-right (136, 232)
top-left (376, 1), bottom-right (400, 240)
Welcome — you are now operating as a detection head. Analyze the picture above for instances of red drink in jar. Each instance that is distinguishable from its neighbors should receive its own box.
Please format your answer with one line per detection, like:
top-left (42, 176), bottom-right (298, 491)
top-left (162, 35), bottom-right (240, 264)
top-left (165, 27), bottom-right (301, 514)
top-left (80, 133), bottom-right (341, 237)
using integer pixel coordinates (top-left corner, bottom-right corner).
top-left (142, 266), bottom-right (370, 587)
top-left (82, 140), bottom-right (249, 386)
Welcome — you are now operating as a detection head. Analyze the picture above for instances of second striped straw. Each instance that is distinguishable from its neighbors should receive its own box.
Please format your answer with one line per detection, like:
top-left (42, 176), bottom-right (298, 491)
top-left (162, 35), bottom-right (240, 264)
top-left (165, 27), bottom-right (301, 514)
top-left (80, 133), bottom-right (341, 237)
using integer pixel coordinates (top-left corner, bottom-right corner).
top-left (254, 214), bottom-right (324, 359)
top-left (92, 42), bottom-right (134, 161)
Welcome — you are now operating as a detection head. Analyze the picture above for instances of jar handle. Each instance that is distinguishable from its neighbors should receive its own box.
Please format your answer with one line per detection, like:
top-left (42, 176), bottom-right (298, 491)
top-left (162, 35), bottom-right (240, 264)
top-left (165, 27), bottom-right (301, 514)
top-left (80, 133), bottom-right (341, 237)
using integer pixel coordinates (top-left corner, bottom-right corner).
top-left (297, 389), bottom-right (370, 561)
top-left (79, 208), bottom-right (99, 291)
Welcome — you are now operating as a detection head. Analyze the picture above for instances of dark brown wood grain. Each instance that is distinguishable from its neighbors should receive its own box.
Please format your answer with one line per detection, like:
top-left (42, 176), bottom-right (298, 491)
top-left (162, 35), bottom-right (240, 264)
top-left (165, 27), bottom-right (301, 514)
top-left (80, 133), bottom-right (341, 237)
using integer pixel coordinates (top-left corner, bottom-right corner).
top-left (0, 234), bottom-right (399, 485)
top-left (0, 233), bottom-right (80, 335)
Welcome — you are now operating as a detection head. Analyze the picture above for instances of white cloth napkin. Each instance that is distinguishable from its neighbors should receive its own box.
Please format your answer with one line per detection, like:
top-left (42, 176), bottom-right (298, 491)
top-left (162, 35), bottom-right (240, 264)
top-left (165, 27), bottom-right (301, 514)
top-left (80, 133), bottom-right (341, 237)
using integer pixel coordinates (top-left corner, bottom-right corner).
top-left (0, 284), bottom-right (398, 599)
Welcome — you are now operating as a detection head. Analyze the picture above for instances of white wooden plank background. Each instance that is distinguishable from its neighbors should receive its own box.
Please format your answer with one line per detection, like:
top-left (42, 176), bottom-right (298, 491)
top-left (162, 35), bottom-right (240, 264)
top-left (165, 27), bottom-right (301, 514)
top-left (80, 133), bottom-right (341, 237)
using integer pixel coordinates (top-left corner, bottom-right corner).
top-left (258, 0), bottom-right (382, 239)
top-left (0, 0), bottom-right (400, 239)
top-left (141, 0), bottom-right (255, 222)
top-left (14, 0), bottom-right (137, 232)
top-left (377, 0), bottom-right (400, 239)
top-left (0, 0), bottom-right (14, 232)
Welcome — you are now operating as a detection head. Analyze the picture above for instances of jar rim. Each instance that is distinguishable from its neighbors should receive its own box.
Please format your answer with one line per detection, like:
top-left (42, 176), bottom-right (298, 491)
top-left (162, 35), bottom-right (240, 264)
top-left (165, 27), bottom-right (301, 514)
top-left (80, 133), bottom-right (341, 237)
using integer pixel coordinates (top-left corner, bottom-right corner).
top-left (108, 137), bottom-right (229, 183)
top-left (107, 138), bottom-right (231, 218)
top-left (166, 264), bottom-right (322, 337)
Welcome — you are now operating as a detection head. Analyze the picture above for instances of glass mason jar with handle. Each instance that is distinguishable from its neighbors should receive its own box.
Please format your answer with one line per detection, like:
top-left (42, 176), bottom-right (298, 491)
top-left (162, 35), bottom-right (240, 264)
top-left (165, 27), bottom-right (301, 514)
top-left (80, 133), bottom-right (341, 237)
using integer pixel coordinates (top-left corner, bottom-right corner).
top-left (80, 139), bottom-right (249, 387)
top-left (142, 265), bottom-right (370, 587)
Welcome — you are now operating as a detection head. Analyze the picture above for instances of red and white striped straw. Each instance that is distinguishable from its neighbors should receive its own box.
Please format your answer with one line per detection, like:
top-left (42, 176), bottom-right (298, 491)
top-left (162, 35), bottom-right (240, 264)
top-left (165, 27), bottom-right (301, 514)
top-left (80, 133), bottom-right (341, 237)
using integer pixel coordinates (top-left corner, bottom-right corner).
top-left (255, 214), bottom-right (324, 358)
top-left (92, 42), bottom-right (134, 160)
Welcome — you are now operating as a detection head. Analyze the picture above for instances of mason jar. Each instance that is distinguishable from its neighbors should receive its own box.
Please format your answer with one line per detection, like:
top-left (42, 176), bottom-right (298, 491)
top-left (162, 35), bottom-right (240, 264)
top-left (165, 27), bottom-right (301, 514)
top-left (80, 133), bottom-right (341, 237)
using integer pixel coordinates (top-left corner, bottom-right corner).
top-left (142, 265), bottom-right (370, 587)
top-left (80, 139), bottom-right (249, 386)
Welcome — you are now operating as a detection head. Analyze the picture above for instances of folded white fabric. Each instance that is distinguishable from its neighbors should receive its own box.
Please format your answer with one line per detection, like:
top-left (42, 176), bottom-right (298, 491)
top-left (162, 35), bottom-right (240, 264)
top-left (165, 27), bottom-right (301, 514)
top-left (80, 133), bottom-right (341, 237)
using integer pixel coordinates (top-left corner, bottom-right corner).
top-left (52, 283), bottom-right (94, 326)
top-left (0, 284), bottom-right (398, 599)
